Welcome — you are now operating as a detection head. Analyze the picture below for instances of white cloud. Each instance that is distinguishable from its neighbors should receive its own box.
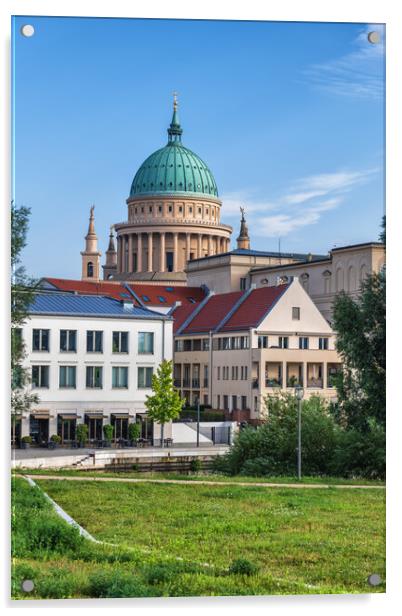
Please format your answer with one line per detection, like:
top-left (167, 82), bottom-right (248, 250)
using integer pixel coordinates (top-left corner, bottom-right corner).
top-left (303, 24), bottom-right (385, 100)
top-left (222, 167), bottom-right (377, 238)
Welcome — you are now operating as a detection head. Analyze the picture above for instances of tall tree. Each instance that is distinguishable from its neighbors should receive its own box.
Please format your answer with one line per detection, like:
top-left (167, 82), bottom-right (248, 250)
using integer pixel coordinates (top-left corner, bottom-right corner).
top-left (145, 360), bottom-right (184, 447)
top-left (11, 202), bottom-right (38, 419)
top-left (332, 269), bottom-right (385, 430)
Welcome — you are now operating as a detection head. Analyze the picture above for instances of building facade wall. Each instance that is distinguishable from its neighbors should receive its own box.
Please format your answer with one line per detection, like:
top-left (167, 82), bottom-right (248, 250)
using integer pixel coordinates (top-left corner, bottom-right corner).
top-left (20, 314), bottom-right (173, 442)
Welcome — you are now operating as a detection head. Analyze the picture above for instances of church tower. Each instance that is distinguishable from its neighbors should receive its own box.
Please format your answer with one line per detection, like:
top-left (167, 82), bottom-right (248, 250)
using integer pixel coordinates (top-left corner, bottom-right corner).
top-left (81, 205), bottom-right (102, 281)
top-left (102, 226), bottom-right (117, 280)
top-left (236, 207), bottom-right (250, 250)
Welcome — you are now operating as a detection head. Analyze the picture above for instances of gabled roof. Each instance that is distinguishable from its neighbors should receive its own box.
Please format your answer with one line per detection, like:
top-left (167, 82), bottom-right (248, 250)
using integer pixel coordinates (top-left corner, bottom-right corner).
top-left (29, 293), bottom-right (170, 320)
top-left (176, 284), bottom-right (290, 335)
top-left (220, 285), bottom-right (289, 331)
top-left (40, 278), bottom-right (206, 307)
top-left (171, 302), bottom-right (201, 333)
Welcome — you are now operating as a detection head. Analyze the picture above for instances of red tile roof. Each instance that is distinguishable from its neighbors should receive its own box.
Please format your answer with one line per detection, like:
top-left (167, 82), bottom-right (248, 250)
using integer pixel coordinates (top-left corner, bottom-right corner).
top-left (220, 284), bottom-right (289, 331)
top-left (43, 278), bottom-right (135, 302)
top-left (42, 278), bottom-right (206, 307)
top-left (182, 291), bottom-right (244, 334)
top-left (126, 283), bottom-right (206, 307)
top-left (171, 302), bottom-right (200, 333)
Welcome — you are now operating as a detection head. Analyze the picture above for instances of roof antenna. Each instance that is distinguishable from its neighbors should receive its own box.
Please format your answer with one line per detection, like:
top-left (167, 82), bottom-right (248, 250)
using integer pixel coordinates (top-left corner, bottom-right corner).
top-left (278, 237), bottom-right (282, 265)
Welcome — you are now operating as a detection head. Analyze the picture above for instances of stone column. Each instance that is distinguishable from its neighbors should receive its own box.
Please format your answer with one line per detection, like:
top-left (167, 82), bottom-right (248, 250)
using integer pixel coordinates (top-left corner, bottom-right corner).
top-left (173, 232), bottom-right (179, 271)
top-left (117, 237), bottom-right (121, 272)
top-left (197, 234), bottom-right (202, 258)
top-left (137, 233), bottom-right (142, 272)
top-left (128, 234), bottom-right (133, 272)
top-left (208, 235), bottom-right (213, 256)
top-left (186, 233), bottom-right (191, 262)
top-left (147, 232), bottom-right (153, 272)
top-left (160, 232), bottom-right (165, 272)
top-left (121, 235), bottom-right (126, 272)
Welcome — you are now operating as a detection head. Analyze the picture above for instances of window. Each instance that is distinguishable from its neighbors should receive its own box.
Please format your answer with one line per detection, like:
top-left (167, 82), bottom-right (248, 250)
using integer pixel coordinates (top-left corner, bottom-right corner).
top-left (240, 278), bottom-right (247, 290)
top-left (241, 396), bottom-right (247, 410)
top-left (138, 367), bottom-right (153, 388)
top-left (166, 252), bottom-right (174, 272)
top-left (32, 329), bottom-right (49, 351)
top-left (223, 395), bottom-right (229, 410)
top-left (319, 337), bottom-right (329, 350)
top-left (86, 366), bottom-right (103, 388)
top-left (158, 296), bottom-right (167, 303)
top-left (112, 366), bottom-right (129, 388)
top-left (299, 337), bottom-right (309, 350)
top-left (59, 366), bottom-right (76, 388)
top-left (292, 307), bottom-right (300, 320)
top-left (217, 395), bottom-right (221, 409)
top-left (231, 366), bottom-right (238, 380)
top-left (60, 330), bottom-right (77, 352)
top-left (87, 262), bottom-right (94, 278)
top-left (258, 335), bottom-right (268, 349)
top-left (202, 339), bottom-right (210, 351)
top-left (113, 331), bottom-right (129, 353)
top-left (232, 395), bottom-right (238, 410)
top-left (32, 365), bottom-right (49, 388)
top-left (137, 332), bottom-right (154, 355)
top-left (217, 366), bottom-right (220, 380)
top-left (175, 339), bottom-right (184, 352)
top-left (244, 366), bottom-right (248, 380)
top-left (87, 330), bottom-right (103, 353)
top-left (279, 336), bottom-right (289, 349)
top-left (142, 295), bottom-right (150, 302)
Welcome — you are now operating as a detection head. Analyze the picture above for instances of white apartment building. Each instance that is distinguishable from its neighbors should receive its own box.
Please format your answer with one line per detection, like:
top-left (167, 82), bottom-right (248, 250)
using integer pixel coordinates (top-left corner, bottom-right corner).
top-left (17, 292), bottom-right (173, 445)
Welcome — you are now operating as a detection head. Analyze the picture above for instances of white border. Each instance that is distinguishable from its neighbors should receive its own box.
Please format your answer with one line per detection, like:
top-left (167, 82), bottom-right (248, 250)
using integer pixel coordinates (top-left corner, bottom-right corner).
top-left (1, 1), bottom-right (401, 614)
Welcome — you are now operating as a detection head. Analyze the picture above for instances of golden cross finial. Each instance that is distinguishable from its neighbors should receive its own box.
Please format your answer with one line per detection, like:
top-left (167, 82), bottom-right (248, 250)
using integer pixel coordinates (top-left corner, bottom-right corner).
top-left (173, 91), bottom-right (178, 110)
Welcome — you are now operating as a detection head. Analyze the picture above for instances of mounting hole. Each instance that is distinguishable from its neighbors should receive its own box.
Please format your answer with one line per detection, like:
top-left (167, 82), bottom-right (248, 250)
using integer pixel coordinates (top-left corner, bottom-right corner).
top-left (367, 573), bottom-right (381, 586)
top-left (367, 31), bottom-right (380, 44)
top-left (21, 579), bottom-right (34, 593)
top-left (21, 24), bottom-right (35, 37)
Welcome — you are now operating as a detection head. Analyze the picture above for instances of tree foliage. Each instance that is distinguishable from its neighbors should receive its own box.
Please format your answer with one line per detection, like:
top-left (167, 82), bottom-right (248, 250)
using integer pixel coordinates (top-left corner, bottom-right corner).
top-left (11, 202), bottom-right (38, 416)
top-left (145, 360), bottom-right (185, 446)
top-left (332, 270), bottom-right (385, 430)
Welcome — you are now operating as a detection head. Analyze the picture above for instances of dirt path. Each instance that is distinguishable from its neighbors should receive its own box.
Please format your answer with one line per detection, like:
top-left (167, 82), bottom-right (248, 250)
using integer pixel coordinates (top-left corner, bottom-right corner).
top-left (19, 474), bottom-right (385, 489)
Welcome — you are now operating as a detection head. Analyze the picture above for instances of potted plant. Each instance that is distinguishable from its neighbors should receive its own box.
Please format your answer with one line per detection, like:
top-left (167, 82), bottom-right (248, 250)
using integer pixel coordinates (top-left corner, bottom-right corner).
top-left (128, 422), bottom-right (141, 446)
top-left (76, 423), bottom-right (88, 448)
top-left (49, 434), bottom-right (62, 449)
top-left (103, 424), bottom-right (114, 447)
top-left (20, 435), bottom-right (32, 449)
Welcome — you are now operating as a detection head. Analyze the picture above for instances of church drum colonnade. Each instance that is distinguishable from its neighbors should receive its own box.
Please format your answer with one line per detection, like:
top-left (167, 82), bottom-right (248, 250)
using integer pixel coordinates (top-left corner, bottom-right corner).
top-left (117, 231), bottom-right (230, 274)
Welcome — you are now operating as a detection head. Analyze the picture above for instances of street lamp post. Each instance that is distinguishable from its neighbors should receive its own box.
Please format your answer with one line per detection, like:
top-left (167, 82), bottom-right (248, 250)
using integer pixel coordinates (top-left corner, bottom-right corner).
top-left (196, 397), bottom-right (200, 448)
top-left (295, 384), bottom-right (304, 480)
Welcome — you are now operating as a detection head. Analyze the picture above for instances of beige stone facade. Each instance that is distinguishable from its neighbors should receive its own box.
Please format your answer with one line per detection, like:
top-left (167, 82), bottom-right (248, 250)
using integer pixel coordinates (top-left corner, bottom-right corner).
top-left (173, 278), bottom-right (342, 422)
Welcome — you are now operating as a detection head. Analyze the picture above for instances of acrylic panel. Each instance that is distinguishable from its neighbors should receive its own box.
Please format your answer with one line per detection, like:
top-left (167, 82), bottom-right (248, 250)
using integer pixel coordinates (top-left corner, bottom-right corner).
top-left (11, 15), bottom-right (386, 601)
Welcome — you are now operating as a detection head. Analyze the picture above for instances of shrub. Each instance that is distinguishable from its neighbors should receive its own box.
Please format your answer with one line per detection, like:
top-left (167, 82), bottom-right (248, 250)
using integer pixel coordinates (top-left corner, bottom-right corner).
top-left (21, 435), bottom-right (32, 444)
top-left (103, 424), bottom-right (114, 441)
top-left (228, 558), bottom-right (259, 576)
top-left (76, 423), bottom-right (88, 444)
top-left (189, 458), bottom-right (201, 473)
top-left (50, 434), bottom-right (61, 443)
top-left (330, 420), bottom-right (385, 479)
top-left (128, 422), bottom-right (141, 442)
top-left (36, 569), bottom-right (78, 599)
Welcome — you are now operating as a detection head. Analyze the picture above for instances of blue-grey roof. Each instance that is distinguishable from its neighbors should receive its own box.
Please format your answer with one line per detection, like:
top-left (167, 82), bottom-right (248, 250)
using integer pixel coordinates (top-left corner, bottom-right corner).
top-left (28, 293), bottom-right (171, 320)
top-left (189, 248), bottom-right (328, 263)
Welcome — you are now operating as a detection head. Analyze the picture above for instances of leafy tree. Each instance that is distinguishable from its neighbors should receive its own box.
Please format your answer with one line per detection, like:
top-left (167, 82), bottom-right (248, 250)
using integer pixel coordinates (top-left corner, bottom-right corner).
top-left (379, 214), bottom-right (386, 244)
top-left (214, 393), bottom-right (338, 476)
top-left (145, 360), bottom-right (185, 447)
top-left (332, 269), bottom-right (385, 430)
top-left (11, 202), bottom-right (38, 419)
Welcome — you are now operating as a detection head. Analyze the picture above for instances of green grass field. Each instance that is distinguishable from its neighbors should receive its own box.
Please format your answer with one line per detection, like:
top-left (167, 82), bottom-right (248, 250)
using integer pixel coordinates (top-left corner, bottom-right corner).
top-left (11, 473), bottom-right (385, 599)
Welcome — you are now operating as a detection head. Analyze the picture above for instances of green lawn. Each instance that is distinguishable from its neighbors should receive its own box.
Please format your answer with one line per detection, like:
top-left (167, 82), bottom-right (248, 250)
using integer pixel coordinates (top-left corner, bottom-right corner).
top-left (25, 476), bottom-right (386, 597)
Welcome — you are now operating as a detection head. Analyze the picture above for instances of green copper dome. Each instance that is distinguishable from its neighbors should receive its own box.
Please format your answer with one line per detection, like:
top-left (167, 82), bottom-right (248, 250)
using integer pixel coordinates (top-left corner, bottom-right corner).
top-left (129, 101), bottom-right (218, 199)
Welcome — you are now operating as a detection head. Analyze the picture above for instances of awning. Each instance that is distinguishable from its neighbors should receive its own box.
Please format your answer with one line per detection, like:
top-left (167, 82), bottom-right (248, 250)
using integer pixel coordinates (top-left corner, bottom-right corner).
top-left (111, 413), bottom-right (130, 419)
top-left (84, 412), bottom-right (108, 419)
top-left (58, 413), bottom-right (79, 420)
top-left (30, 411), bottom-right (50, 419)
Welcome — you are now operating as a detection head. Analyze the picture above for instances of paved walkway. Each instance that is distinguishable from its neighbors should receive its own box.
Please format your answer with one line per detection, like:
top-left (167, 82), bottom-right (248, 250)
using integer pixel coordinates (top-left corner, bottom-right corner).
top-left (12, 444), bottom-right (229, 460)
top-left (18, 474), bottom-right (385, 490)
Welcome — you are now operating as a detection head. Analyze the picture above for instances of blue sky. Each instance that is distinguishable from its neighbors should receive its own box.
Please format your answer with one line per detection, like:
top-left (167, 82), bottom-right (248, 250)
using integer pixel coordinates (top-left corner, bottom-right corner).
top-left (12, 17), bottom-right (385, 278)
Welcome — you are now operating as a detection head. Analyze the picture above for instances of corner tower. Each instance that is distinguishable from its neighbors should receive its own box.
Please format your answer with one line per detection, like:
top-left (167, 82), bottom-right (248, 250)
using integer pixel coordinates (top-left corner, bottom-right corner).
top-left (111, 96), bottom-right (232, 283)
top-left (81, 205), bottom-right (102, 281)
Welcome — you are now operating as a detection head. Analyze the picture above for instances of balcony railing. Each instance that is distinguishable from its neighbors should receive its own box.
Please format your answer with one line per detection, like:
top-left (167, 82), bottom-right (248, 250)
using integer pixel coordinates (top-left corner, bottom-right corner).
top-left (192, 378), bottom-right (200, 388)
top-left (203, 379), bottom-right (209, 388)
top-left (173, 379), bottom-right (182, 388)
top-left (182, 379), bottom-right (190, 388)
top-left (307, 378), bottom-right (323, 388)
top-left (252, 378), bottom-right (259, 388)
